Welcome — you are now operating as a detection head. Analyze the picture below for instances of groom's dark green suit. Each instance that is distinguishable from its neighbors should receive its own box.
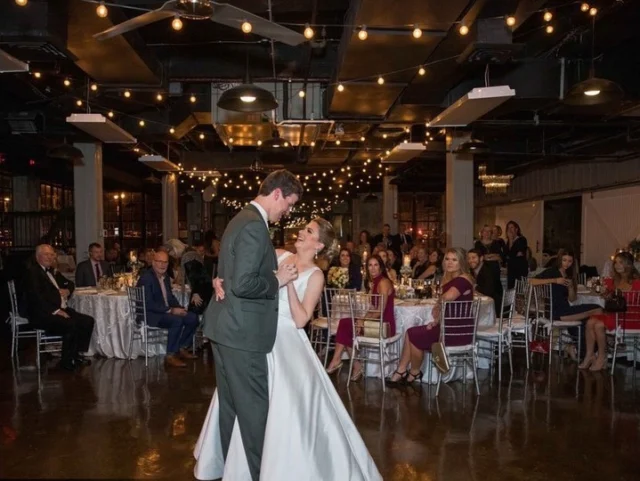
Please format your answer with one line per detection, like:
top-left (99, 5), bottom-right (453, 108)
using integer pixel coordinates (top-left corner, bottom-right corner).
top-left (203, 203), bottom-right (279, 481)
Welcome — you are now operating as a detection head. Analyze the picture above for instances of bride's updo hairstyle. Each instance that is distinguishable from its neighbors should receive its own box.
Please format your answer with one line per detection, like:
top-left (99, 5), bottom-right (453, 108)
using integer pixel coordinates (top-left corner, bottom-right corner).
top-left (313, 217), bottom-right (339, 262)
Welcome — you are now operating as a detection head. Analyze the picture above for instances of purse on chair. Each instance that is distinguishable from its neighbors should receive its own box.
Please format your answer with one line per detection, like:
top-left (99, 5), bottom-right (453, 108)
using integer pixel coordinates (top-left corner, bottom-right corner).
top-left (431, 342), bottom-right (450, 374)
top-left (604, 289), bottom-right (627, 313)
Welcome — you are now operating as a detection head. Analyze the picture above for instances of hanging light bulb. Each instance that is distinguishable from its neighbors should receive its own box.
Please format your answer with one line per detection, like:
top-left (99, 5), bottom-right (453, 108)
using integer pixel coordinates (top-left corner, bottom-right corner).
top-left (459, 25), bottom-right (469, 35)
top-left (360, 136), bottom-right (365, 142)
top-left (139, 120), bottom-right (145, 127)
top-left (15, 0), bottom-right (27, 6)
top-left (506, 16), bottom-right (516, 27)
top-left (124, 90), bottom-right (131, 98)
top-left (33, 71), bottom-right (41, 78)
top-left (337, 83), bottom-right (344, 92)
top-left (90, 83), bottom-right (98, 91)
top-left (589, 7), bottom-right (597, 16)
top-left (298, 90), bottom-right (305, 98)
top-left (169, 127), bottom-right (175, 134)
top-left (358, 26), bottom-right (368, 40)
top-left (581, 3), bottom-right (590, 12)
top-left (241, 21), bottom-right (252, 34)
top-left (543, 11), bottom-right (553, 22)
top-left (418, 66), bottom-right (426, 76)
top-left (96, 2), bottom-right (108, 18)
top-left (156, 93), bottom-right (163, 101)
top-left (76, 100), bottom-right (82, 107)
top-left (335, 139), bottom-right (341, 146)
top-left (63, 79), bottom-right (71, 87)
top-left (199, 133), bottom-right (205, 140)
top-left (412, 27), bottom-right (422, 38)
top-left (108, 111), bottom-right (114, 118)
top-left (190, 94), bottom-right (196, 103)
top-left (545, 25), bottom-right (554, 34)
top-left (172, 16), bottom-right (183, 31)
top-left (303, 24), bottom-right (314, 39)
top-left (377, 76), bottom-right (384, 85)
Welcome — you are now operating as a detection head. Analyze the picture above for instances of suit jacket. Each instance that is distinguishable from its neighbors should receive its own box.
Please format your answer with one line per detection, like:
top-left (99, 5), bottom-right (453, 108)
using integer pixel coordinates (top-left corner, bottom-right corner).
top-left (475, 262), bottom-right (503, 311)
top-left (75, 259), bottom-right (110, 287)
top-left (137, 269), bottom-right (181, 326)
top-left (203, 204), bottom-right (279, 353)
top-left (25, 263), bottom-right (75, 326)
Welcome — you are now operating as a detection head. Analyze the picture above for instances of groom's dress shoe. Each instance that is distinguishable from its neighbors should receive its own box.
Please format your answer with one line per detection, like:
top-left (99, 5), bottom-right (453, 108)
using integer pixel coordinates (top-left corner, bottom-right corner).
top-left (179, 348), bottom-right (198, 360)
top-left (165, 354), bottom-right (187, 368)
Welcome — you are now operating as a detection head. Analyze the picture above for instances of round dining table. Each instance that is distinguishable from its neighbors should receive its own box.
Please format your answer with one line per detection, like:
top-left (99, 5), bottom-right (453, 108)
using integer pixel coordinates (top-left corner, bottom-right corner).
top-left (69, 286), bottom-right (190, 359)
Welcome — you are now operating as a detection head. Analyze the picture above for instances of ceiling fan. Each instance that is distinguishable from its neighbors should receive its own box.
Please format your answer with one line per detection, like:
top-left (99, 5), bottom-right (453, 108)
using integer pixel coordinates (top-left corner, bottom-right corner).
top-left (93, 0), bottom-right (305, 46)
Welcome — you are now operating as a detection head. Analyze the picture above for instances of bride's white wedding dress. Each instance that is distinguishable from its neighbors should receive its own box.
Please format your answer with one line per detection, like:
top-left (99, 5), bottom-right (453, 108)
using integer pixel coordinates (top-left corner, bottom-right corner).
top-left (194, 252), bottom-right (382, 481)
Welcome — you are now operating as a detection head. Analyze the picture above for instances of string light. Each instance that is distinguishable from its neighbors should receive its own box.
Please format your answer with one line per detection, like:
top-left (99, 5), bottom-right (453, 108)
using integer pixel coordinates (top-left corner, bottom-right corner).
top-left (360, 136), bottom-right (365, 142)
top-left (190, 94), bottom-right (196, 103)
top-left (589, 7), bottom-right (597, 16)
top-left (124, 90), bottom-right (131, 98)
top-left (139, 120), bottom-right (145, 127)
top-left (412, 27), bottom-right (422, 39)
top-left (15, 0), bottom-right (27, 6)
top-left (357, 26), bottom-right (368, 40)
top-left (169, 127), bottom-right (175, 134)
top-left (33, 71), bottom-right (41, 78)
top-left (581, 3), bottom-right (590, 12)
top-left (545, 25), bottom-right (554, 34)
top-left (543, 11), bottom-right (553, 22)
top-left (335, 140), bottom-right (341, 146)
top-left (108, 111), bottom-right (114, 118)
top-left (418, 66), bottom-right (426, 76)
top-left (76, 100), bottom-right (82, 107)
top-left (63, 79), bottom-right (71, 87)
top-left (337, 83), bottom-right (344, 92)
top-left (241, 21), bottom-right (252, 34)
top-left (298, 90), bottom-right (305, 98)
top-left (90, 83), bottom-right (98, 91)
top-left (506, 16), bottom-right (516, 27)
top-left (156, 93), bottom-right (164, 101)
top-left (172, 16), bottom-right (183, 31)
top-left (96, 2), bottom-right (108, 18)
top-left (377, 76), bottom-right (384, 85)
top-left (459, 25), bottom-right (469, 35)
top-left (199, 133), bottom-right (205, 139)
top-left (303, 23), bottom-right (314, 39)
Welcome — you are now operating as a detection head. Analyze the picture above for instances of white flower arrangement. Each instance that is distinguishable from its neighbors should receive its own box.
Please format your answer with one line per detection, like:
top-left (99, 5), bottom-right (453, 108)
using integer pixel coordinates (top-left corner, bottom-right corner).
top-left (327, 266), bottom-right (349, 288)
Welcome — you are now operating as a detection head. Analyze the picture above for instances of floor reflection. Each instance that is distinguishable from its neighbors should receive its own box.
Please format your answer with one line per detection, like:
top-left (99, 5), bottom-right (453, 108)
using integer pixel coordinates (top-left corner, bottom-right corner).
top-left (1, 348), bottom-right (640, 480)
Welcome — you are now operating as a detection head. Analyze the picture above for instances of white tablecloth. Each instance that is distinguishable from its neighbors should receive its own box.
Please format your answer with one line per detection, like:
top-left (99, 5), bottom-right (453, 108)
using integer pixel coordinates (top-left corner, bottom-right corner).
top-left (574, 292), bottom-right (605, 308)
top-left (364, 296), bottom-right (496, 383)
top-left (69, 287), bottom-right (189, 359)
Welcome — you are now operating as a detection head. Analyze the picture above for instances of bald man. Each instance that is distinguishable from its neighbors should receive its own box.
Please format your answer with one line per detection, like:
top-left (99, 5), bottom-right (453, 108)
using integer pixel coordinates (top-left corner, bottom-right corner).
top-left (136, 250), bottom-right (199, 368)
top-left (25, 244), bottom-right (95, 371)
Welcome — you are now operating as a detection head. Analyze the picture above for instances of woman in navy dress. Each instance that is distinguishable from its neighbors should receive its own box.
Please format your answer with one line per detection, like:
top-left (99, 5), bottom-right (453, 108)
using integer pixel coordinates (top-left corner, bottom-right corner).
top-left (387, 247), bottom-right (475, 386)
top-left (505, 220), bottom-right (529, 288)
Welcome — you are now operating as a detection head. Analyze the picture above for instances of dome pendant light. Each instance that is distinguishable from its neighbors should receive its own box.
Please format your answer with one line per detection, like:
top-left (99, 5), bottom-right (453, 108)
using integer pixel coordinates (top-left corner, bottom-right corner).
top-left (217, 56), bottom-right (278, 113)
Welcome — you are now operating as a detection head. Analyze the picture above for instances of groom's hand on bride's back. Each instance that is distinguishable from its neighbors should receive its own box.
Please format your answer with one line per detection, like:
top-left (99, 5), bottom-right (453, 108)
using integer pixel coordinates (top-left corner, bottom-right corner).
top-left (276, 263), bottom-right (298, 287)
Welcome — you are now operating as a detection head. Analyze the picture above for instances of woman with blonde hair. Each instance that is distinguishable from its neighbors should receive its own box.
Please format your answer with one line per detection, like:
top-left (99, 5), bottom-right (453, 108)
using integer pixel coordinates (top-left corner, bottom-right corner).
top-left (387, 248), bottom-right (475, 386)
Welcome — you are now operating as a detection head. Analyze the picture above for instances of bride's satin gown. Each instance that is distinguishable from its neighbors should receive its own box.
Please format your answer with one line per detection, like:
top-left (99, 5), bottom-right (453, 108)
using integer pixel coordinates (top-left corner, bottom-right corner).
top-left (194, 252), bottom-right (382, 480)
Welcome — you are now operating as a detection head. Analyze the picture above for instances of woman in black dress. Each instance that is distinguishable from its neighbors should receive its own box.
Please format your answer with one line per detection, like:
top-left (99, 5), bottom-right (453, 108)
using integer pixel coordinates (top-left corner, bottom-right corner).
top-left (474, 224), bottom-right (503, 282)
top-left (505, 220), bottom-right (529, 288)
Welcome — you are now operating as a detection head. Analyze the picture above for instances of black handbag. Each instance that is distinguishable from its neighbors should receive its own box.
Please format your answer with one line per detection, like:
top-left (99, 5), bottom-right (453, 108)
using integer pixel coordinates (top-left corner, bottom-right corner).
top-left (604, 289), bottom-right (627, 313)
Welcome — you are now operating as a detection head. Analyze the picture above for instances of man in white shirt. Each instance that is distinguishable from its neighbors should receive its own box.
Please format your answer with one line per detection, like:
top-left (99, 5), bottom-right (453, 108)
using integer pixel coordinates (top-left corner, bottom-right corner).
top-left (25, 244), bottom-right (95, 371)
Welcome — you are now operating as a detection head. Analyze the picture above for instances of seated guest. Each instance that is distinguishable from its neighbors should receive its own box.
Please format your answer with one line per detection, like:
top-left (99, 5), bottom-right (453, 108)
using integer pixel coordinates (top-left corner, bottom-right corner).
top-left (467, 248), bottom-right (503, 313)
top-left (541, 249), bottom-right (557, 268)
top-left (581, 252), bottom-right (640, 371)
top-left (137, 250), bottom-right (199, 368)
top-left (413, 248), bottom-right (442, 280)
top-left (529, 249), bottom-right (602, 361)
top-left (333, 248), bottom-right (363, 290)
top-left (326, 255), bottom-right (395, 380)
top-left (387, 248), bottom-right (474, 386)
top-left (387, 249), bottom-right (401, 273)
top-left (182, 241), bottom-right (214, 315)
top-left (25, 244), bottom-right (95, 371)
top-left (75, 242), bottom-right (110, 287)
top-left (378, 249), bottom-right (398, 284)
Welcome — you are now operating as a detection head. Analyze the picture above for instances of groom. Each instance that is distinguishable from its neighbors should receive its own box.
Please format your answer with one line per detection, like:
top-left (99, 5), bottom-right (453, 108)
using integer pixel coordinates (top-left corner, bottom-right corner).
top-left (203, 169), bottom-right (303, 481)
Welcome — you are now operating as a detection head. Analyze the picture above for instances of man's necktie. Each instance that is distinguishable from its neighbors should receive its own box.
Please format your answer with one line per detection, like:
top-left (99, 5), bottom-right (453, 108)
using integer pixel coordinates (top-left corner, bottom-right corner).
top-left (95, 263), bottom-right (101, 281)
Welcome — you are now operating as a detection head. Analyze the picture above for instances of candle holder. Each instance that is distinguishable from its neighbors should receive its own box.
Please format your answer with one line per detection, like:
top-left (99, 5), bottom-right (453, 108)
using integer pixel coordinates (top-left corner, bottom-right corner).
top-left (399, 265), bottom-right (412, 285)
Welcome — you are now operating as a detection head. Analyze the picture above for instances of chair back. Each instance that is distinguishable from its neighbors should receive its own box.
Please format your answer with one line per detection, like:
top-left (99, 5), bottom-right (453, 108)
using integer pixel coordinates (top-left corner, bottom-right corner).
top-left (500, 288), bottom-right (516, 328)
top-left (347, 291), bottom-right (387, 340)
top-left (617, 291), bottom-right (640, 332)
top-left (126, 286), bottom-right (147, 327)
top-left (514, 278), bottom-right (531, 318)
top-left (532, 283), bottom-right (553, 321)
top-left (439, 299), bottom-right (480, 348)
top-left (578, 273), bottom-right (587, 286)
top-left (8, 279), bottom-right (19, 317)
top-left (322, 287), bottom-right (355, 323)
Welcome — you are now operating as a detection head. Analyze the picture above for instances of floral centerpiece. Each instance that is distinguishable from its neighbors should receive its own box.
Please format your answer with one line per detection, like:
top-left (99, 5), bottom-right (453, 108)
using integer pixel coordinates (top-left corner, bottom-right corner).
top-left (327, 266), bottom-right (349, 288)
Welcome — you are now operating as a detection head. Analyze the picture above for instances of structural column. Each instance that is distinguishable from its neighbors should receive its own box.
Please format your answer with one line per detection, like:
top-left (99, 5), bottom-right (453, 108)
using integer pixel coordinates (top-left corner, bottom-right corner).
top-left (382, 175), bottom-right (398, 232)
top-left (445, 132), bottom-right (474, 248)
top-left (73, 142), bottom-right (104, 262)
top-left (162, 173), bottom-right (179, 241)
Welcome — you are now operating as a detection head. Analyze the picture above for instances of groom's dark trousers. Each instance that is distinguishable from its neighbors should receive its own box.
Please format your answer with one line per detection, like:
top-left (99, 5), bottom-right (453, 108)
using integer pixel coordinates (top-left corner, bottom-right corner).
top-left (203, 204), bottom-right (280, 481)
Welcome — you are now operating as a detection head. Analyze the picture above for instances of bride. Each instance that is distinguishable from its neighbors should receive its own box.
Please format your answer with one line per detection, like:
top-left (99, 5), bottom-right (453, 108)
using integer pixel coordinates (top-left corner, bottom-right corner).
top-left (194, 217), bottom-right (382, 481)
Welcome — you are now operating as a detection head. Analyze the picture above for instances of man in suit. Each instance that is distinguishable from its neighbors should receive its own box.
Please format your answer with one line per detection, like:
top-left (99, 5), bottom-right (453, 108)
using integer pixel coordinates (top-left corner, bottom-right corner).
top-left (468, 248), bottom-right (503, 313)
top-left (345, 240), bottom-right (361, 267)
top-left (398, 224), bottom-right (413, 253)
top-left (75, 242), bottom-right (110, 287)
top-left (203, 169), bottom-right (302, 481)
top-left (137, 250), bottom-right (199, 368)
top-left (25, 244), bottom-right (95, 371)
top-left (372, 223), bottom-right (397, 251)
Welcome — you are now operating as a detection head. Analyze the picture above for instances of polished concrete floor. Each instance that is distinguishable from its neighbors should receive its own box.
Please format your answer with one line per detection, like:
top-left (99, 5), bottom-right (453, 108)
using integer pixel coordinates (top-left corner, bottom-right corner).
top-left (1, 343), bottom-right (640, 480)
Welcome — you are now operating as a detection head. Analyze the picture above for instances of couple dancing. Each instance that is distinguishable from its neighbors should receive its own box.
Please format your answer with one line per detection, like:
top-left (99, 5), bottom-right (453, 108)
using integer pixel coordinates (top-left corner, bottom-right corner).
top-left (193, 170), bottom-right (381, 481)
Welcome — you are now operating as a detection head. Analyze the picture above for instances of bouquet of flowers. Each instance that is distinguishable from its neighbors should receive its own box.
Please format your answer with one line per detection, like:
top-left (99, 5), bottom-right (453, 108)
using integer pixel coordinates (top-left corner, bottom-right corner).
top-left (327, 266), bottom-right (349, 288)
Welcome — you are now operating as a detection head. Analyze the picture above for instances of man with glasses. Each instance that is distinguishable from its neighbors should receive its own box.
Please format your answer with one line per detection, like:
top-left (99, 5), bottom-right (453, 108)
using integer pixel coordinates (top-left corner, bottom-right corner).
top-left (137, 250), bottom-right (199, 367)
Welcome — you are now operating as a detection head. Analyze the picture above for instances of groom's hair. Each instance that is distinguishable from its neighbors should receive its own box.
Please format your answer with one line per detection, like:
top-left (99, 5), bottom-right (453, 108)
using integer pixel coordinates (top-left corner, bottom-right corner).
top-left (258, 169), bottom-right (303, 199)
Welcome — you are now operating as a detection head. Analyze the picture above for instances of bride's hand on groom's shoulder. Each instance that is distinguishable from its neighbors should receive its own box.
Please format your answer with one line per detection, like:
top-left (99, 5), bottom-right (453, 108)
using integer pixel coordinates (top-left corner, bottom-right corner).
top-left (213, 278), bottom-right (226, 301)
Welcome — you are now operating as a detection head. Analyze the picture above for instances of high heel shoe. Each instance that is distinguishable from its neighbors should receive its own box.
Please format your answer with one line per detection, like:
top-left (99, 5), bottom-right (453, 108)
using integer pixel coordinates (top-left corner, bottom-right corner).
top-left (326, 362), bottom-right (343, 374)
top-left (406, 370), bottom-right (424, 384)
top-left (564, 345), bottom-right (578, 362)
top-left (578, 355), bottom-right (595, 370)
top-left (589, 356), bottom-right (607, 372)
top-left (385, 370), bottom-right (407, 387)
top-left (350, 366), bottom-right (364, 382)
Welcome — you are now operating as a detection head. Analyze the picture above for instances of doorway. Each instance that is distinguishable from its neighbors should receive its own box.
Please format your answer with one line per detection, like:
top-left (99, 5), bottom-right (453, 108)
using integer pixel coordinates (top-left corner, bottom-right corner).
top-left (544, 196), bottom-right (582, 262)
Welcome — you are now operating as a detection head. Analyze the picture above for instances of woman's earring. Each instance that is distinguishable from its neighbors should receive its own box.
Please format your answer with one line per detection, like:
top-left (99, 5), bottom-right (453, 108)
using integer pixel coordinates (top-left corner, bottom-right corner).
top-left (315, 250), bottom-right (318, 259)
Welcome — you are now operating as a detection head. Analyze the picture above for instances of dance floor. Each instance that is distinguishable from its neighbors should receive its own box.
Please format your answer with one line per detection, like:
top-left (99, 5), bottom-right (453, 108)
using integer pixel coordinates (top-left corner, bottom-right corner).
top-left (1, 343), bottom-right (639, 480)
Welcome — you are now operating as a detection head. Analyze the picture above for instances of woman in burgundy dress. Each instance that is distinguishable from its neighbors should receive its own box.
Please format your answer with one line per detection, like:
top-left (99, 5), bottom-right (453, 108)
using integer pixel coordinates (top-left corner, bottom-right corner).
top-left (326, 254), bottom-right (396, 381)
top-left (387, 247), bottom-right (475, 386)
